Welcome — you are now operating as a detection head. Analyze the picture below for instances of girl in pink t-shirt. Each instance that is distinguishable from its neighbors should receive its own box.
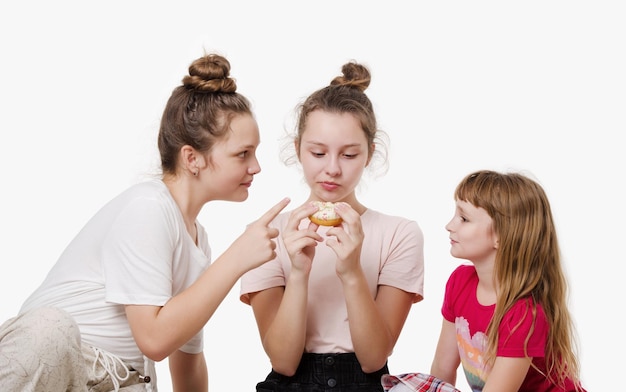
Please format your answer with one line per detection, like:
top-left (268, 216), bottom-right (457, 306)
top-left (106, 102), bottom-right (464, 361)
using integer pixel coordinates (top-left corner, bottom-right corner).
top-left (430, 170), bottom-right (586, 391)
top-left (240, 61), bottom-right (425, 391)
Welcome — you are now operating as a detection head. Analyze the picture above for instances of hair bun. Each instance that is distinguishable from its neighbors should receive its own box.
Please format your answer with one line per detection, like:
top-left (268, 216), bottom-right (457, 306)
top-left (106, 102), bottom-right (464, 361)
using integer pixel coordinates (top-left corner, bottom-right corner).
top-left (182, 53), bottom-right (237, 93)
top-left (330, 61), bottom-right (371, 92)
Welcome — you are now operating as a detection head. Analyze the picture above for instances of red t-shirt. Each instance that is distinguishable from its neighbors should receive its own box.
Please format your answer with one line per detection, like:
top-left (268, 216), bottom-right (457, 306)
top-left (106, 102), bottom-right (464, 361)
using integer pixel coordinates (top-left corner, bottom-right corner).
top-left (441, 264), bottom-right (585, 391)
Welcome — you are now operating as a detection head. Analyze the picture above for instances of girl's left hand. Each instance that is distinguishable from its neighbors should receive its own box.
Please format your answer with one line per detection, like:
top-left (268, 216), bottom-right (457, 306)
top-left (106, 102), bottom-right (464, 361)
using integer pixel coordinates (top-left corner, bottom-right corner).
top-left (324, 202), bottom-right (364, 278)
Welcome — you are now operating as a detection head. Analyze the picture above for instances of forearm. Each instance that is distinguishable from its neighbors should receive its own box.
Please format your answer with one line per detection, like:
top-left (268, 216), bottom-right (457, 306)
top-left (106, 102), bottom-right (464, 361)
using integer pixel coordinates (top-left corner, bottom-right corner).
top-left (169, 350), bottom-right (208, 392)
top-left (262, 272), bottom-right (309, 376)
top-left (430, 320), bottom-right (460, 386)
top-left (130, 253), bottom-right (244, 360)
top-left (342, 271), bottom-right (393, 373)
top-left (430, 360), bottom-right (458, 386)
top-left (482, 356), bottom-right (531, 392)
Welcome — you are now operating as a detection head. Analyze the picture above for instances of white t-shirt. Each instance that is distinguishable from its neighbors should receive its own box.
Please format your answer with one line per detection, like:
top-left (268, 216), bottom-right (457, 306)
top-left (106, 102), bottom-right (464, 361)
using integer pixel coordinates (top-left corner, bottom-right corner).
top-left (20, 179), bottom-right (210, 375)
top-left (240, 208), bottom-right (424, 353)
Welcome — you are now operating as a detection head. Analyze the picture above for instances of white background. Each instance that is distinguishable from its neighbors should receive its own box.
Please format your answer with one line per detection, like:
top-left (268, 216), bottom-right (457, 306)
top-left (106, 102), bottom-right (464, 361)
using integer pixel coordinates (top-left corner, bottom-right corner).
top-left (1, 1), bottom-right (623, 391)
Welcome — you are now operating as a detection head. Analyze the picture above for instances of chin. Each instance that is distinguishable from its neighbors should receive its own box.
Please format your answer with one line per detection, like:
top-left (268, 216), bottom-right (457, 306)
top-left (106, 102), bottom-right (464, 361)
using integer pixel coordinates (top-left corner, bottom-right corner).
top-left (232, 191), bottom-right (249, 202)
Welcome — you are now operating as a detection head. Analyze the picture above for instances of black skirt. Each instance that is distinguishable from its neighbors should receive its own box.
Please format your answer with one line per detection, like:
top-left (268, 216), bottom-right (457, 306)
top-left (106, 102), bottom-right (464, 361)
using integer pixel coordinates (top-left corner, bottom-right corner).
top-left (256, 352), bottom-right (389, 392)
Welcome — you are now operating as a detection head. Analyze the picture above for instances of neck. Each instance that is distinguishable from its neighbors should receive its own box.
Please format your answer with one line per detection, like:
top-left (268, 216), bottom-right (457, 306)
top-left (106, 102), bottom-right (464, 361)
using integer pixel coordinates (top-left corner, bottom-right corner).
top-left (473, 260), bottom-right (497, 305)
top-left (162, 175), bottom-right (202, 242)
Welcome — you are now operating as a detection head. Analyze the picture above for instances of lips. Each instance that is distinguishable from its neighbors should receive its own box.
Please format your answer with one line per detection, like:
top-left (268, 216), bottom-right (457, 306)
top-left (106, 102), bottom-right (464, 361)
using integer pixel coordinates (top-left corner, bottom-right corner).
top-left (320, 181), bottom-right (339, 191)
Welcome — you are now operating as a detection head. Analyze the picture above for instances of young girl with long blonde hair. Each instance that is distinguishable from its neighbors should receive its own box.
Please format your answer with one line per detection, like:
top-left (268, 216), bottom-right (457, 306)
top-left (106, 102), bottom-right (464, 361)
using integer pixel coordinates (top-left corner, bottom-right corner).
top-left (430, 170), bottom-right (586, 392)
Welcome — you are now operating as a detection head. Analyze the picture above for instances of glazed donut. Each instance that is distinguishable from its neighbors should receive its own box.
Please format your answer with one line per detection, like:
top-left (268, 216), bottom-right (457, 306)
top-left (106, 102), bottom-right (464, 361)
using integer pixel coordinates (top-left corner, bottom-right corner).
top-left (309, 201), bottom-right (342, 226)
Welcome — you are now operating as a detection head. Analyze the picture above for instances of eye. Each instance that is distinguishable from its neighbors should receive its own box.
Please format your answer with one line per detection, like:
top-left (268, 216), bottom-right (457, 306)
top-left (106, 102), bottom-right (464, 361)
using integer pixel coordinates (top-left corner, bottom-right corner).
top-left (460, 216), bottom-right (469, 223)
top-left (237, 150), bottom-right (249, 158)
top-left (311, 151), bottom-right (325, 157)
top-left (343, 153), bottom-right (358, 159)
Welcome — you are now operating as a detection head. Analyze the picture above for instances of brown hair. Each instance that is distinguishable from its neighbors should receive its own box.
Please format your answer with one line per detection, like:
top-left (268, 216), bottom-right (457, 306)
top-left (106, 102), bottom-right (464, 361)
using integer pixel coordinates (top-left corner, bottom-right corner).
top-left (158, 53), bottom-right (253, 175)
top-left (455, 170), bottom-right (583, 389)
top-left (282, 61), bottom-right (388, 174)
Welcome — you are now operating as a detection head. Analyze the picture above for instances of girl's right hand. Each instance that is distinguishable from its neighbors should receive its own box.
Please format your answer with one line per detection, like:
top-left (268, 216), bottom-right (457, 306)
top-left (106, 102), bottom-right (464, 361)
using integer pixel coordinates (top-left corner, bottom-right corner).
top-left (282, 202), bottom-right (323, 274)
top-left (228, 197), bottom-right (290, 272)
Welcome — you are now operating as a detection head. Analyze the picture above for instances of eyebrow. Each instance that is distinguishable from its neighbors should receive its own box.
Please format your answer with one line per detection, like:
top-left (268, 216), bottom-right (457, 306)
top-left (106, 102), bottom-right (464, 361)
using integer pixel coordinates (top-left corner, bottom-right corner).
top-left (234, 143), bottom-right (257, 150)
top-left (304, 140), bottom-right (362, 148)
top-left (456, 203), bottom-right (470, 214)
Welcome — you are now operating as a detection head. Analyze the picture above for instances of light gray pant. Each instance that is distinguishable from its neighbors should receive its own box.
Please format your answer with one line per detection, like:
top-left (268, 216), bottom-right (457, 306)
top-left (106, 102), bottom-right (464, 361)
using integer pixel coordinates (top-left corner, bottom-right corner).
top-left (0, 307), bottom-right (147, 392)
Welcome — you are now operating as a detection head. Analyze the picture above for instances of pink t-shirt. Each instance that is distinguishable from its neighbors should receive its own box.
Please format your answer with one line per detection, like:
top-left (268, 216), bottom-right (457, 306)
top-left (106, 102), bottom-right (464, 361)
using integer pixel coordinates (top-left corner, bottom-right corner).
top-left (442, 264), bottom-right (585, 392)
top-left (240, 208), bottom-right (424, 353)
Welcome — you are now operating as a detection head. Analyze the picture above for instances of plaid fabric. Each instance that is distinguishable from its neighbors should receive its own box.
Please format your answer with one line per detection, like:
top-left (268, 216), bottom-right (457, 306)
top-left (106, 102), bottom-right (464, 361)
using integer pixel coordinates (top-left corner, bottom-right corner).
top-left (381, 373), bottom-right (461, 392)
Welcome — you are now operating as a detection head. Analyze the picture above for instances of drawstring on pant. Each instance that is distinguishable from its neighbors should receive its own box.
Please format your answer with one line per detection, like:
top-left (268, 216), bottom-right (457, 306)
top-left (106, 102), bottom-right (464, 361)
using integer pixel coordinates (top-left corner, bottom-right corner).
top-left (91, 347), bottom-right (130, 391)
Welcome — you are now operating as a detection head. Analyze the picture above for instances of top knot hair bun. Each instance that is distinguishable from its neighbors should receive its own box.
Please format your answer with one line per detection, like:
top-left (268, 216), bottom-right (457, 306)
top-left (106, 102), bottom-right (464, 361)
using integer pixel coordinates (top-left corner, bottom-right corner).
top-left (182, 53), bottom-right (237, 94)
top-left (329, 61), bottom-right (371, 93)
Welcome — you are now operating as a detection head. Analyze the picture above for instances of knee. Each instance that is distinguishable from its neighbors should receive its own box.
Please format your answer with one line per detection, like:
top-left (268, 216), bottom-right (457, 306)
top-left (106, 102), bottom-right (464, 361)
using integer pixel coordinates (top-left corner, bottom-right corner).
top-left (19, 307), bottom-right (82, 352)
top-left (0, 307), bottom-right (87, 387)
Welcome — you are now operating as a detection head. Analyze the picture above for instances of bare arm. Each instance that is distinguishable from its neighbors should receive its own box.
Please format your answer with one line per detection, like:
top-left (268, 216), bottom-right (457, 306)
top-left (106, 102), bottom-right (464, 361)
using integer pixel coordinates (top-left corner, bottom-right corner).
top-left (248, 282), bottom-right (308, 376)
top-left (430, 319), bottom-right (461, 385)
top-left (482, 356), bottom-right (531, 392)
top-left (346, 282), bottom-right (415, 373)
top-left (330, 203), bottom-right (416, 373)
top-left (125, 198), bottom-right (290, 361)
top-left (169, 350), bottom-right (208, 392)
top-left (248, 202), bottom-right (321, 376)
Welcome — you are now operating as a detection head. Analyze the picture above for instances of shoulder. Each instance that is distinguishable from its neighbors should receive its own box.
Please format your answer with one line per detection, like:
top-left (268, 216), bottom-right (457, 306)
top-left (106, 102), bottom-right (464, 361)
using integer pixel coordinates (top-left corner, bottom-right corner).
top-left (499, 298), bottom-right (549, 355)
top-left (115, 179), bottom-right (171, 204)
top-left (452, 264), bottom-right (476, 277)
top-left (504, 298), bottom-right (548, 326)
top-left (362, 209), bottom-right (422, 233)
top-left (446, 264), bottom-right (477, 287)
top-left (107, 180), bottom-right (180, 226)
top-left (363, 208), bottom-right (415, 224)
top-left (450, 264), bottom-right (478, 280)
top-left (362, 210), bottom-right (424, 253)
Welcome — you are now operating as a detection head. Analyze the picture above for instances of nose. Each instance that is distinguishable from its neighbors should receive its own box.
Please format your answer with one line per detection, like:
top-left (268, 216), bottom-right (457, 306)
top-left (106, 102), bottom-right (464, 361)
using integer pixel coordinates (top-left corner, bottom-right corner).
top-left (248, 157), bottom-right (261, 175)
top-left (445, 218), bottom-right (454, 232)
top-left (324, 156), bottom-right (341, 177)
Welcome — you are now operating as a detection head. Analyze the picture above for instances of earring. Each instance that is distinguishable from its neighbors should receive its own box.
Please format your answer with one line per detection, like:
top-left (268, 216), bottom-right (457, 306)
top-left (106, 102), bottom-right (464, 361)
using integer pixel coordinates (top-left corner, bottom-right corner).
top-left (193, 170), bottom-right (198, 176)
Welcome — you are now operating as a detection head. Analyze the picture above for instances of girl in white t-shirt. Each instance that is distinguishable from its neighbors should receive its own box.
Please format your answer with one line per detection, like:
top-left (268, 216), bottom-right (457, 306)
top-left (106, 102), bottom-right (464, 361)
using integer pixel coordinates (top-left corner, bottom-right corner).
top-left (0, 53), bottom-right (289, 391)
top-left (240, 61), bottom-right (425, 391)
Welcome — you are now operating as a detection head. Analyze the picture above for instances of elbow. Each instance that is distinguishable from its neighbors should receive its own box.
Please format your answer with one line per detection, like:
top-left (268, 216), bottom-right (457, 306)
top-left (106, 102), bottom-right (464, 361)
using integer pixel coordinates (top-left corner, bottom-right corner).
top-left (262, 339), bottom-right (302, 377)
top-left (359, 352), bottom-right (390, 375)
top-left (267, 351), bottom-right (301, 377)
top-left (135, 338), bottom-right (174, 362)
top-left (140, 346), bottom-right (170, 362)
top-left (358, 343), bottom-right (393, 374)
top-left (145, 352), bottom-right (168, 363)
top-left (361, 360), bottom-right (388, 375)
top-left (270, 361), bottom-right (299, 377)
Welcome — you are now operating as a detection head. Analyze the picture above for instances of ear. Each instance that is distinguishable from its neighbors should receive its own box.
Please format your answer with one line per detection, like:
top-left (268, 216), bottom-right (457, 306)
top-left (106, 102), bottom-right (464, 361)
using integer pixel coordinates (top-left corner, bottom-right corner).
top-left (181, 145), bottom-right (204, 175)
top-left (294, 139), bottom-right (302, 161)
top-left (365, 143), bottom-right (375, 167)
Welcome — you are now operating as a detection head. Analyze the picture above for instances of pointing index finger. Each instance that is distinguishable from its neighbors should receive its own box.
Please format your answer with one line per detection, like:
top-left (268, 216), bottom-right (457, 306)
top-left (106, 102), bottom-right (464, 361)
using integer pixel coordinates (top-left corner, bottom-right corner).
top-left (256, 197), bottom-right (291, 226)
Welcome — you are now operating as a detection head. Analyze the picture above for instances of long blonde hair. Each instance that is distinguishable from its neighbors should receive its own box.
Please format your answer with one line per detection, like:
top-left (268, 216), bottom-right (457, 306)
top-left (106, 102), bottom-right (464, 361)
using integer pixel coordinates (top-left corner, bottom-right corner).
top-left (454, 170), bottom-right (582, 389)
